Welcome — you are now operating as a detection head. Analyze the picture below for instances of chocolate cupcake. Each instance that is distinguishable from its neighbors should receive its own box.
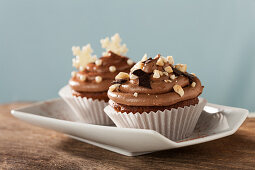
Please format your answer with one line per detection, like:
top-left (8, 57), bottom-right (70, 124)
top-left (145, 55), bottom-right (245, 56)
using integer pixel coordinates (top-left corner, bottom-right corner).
top-left (59, 34), bottom-right (134, 125)
top-left (104, 54), bottom-right (207, 140)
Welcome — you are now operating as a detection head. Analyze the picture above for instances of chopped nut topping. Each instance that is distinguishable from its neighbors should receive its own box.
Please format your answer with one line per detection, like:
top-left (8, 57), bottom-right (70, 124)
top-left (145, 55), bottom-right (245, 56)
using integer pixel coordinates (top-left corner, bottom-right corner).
top-left (130, 61), bottom-right (144, 72)
top-left (163, 72), bottom-right (169, 76)
top-left (173, 85), bottom-right (184, 97)
top-left (167, 56), bottom-right (174, 65)
top-left (79, 66), bottom-right (85, 72)
top-left (109, 66), bottom-right (116, 72)
top-left (162, 56), bottom-right (167, 63)
top-left (159, 71), bottom-right (163, 76)
top-left (175, 64), bottom-right (187, 72)
top-left (170, 74), bottom-right (176, 80)
top-left (95, 60), bottom-right (102, 66)
top-left (164, 80), bottom-right (172, 83)
top-left (95, 76), bottom-right (102, 83)
top-left (141, 54), bottom-right (148, 61)
top-left (79, 75), bottom-right (86, 81)
top-left (191, 73), bottom-right (196, 76)
top-left (130, 73), bottom-right (138, 79)
top-left (154, 54), bottom-right (160, 59)
top-left (156, 57), bottom-right (164, 66)
top-left (133, 92), bottom-right (138, 97)
top-left (137, 61), bottom-right (144, 68)
top-left (191, 82), bottom-right (196, 87)
top-left (127, 59), bottom-right (134, 65)
top-left (109, 84), bottom-right (120, 92)
top-left (115, 72), bottom-right (130, 80)
top-left (164, 66), bottom-right (173, 73)
top-left (71, 71), bottom-right (76, 77)
top-left (153, 70), bottom-right (161, 78)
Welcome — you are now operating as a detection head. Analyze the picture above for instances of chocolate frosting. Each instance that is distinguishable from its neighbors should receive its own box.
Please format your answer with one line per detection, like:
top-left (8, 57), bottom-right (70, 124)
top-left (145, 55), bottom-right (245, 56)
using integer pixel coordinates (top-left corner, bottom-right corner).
top-left (69, 51), bottom-right (134, 93)
top-left (108, 56), bottom-right (204, 106)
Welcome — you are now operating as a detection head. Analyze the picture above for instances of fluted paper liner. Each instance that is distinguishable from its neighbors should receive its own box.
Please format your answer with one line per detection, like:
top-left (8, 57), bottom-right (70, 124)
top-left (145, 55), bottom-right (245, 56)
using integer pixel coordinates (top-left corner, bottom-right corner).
top-left (59, 85), bottom-right (113, 125)
top-left (104, 98), bottom-right (207, 141)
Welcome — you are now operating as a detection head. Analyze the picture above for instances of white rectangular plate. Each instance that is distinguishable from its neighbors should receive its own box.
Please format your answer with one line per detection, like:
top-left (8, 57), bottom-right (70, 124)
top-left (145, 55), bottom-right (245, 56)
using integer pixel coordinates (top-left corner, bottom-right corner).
top-left (11, 98), bottom-right (248, 156)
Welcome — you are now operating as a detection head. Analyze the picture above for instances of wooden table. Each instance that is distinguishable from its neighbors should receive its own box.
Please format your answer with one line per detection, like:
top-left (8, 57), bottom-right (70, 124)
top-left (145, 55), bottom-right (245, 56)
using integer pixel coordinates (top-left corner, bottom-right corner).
top-left (0, 103), bottom-right (254, 169)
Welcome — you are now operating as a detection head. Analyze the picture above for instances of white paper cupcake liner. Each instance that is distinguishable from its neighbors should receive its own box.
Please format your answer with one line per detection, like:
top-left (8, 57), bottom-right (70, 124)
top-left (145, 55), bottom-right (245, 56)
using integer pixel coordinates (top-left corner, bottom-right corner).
top-left (59, 85), bottom-right (113, 125)
top-left (104, 98), bottom-right (207, 141)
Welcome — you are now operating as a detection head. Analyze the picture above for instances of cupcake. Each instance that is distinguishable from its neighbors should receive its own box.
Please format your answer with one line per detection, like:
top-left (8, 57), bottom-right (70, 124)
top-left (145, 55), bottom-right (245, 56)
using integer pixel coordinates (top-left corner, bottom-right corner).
top-left (59, 33), bottom-right (135, 125)
top-left (104, 54), bottom-right (206, 141)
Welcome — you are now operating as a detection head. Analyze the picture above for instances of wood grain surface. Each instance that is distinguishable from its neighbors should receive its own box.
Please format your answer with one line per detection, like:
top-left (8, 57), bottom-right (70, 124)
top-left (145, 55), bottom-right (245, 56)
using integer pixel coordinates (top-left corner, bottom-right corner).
top-left (0, 103), bottom-right (254, 170)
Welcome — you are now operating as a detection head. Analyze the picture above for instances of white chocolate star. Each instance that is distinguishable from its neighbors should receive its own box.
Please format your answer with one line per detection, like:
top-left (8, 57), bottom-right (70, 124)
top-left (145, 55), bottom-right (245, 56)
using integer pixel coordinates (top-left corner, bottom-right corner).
top-left (72, 44), bottom-right (97, 69)
top-left (100, 33), bottom-right (128, 56)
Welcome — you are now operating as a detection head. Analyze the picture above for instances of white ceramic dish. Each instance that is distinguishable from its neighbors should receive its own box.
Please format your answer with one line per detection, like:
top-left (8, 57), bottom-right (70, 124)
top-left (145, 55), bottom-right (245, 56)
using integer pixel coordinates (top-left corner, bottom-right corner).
top-left (11, 98), bottom-right (248, 156)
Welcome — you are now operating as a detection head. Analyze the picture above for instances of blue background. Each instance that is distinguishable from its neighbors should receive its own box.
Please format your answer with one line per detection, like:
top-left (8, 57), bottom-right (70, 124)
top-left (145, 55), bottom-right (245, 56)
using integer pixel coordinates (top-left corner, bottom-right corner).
top-left (1, 0), bottom-right (255, 111)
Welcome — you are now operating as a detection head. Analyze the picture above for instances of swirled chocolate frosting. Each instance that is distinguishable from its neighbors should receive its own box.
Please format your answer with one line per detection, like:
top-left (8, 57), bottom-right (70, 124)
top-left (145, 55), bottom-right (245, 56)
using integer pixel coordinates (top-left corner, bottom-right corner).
top-left (108, 55), bottom-right (204, 106)
top-left (69, 51), bottom-right (134, 93)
